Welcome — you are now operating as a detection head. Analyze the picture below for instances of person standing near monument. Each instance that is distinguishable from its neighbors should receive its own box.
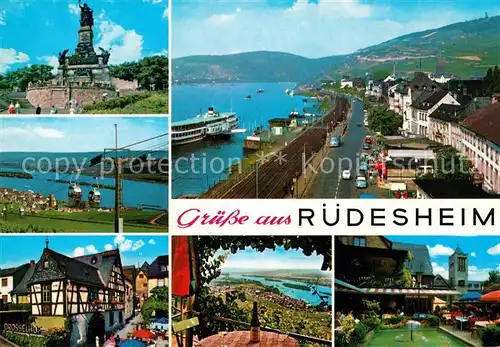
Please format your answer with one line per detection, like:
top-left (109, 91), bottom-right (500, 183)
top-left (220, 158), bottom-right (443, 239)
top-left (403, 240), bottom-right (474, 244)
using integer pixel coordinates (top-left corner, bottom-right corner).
top-left (8, 103), bottom-right (14, 114)
top-left (35, 105), bottom-right (41, 114)
top-left (14, 101), bottom-right (21, 114)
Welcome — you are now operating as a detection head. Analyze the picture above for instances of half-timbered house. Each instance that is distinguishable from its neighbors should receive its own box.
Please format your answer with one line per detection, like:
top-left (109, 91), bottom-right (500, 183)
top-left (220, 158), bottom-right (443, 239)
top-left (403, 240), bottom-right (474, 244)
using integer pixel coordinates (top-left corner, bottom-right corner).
top-left (27, 243), bottom-right (126, 346)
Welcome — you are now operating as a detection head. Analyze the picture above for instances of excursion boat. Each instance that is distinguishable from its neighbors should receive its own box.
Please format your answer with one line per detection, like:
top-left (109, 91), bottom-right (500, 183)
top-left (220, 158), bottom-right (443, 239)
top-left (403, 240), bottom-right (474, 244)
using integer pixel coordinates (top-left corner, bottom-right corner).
top-left (171, 107), bottom-right (240, 146)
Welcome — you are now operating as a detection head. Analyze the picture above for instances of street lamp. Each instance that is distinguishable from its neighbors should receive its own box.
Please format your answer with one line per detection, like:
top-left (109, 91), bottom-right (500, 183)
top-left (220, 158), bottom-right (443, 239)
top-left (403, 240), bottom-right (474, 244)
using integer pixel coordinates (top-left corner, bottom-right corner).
top-left (416, 265), bottom-right (423, 315)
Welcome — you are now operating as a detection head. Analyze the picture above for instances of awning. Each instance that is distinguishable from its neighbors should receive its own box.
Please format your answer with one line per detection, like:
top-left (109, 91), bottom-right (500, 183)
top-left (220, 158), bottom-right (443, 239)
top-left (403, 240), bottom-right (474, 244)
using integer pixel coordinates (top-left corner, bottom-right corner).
top-left (458, 292), bottom-right (482, 302)
top-left (337, 287), bottom-right (461, 296)
top-left (334, 279), bottom-right (363, 292)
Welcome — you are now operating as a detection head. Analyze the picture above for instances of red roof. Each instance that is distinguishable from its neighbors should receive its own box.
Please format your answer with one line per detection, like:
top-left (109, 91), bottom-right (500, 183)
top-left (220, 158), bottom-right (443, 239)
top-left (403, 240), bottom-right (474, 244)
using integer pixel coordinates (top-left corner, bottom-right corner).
top-left (462, 102), bottom-right (500, 147)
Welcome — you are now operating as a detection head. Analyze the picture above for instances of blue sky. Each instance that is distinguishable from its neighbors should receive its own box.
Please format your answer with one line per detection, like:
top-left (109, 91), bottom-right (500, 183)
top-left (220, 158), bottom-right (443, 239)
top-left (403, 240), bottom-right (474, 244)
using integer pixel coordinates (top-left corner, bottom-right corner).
top-left (1, 0), bottom-right (169, 73)
top-left (220, 245), bottom-right (329, 271)
top-left (0, 235), bottom-right (168, 269)
top-left (172, 0), bottom-right (500, 58)
top-left (0, 117), bottom-right (168, 152)
top-left (388, 236), bottom-right (500, 282)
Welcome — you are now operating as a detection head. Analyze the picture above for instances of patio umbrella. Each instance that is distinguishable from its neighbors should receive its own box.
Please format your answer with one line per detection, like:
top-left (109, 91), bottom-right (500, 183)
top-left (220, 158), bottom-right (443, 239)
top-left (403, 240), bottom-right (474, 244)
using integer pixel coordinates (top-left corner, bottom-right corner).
top-left (133, 329), bottom-right (154, 339)
top-left (459, 292), bottom-right (482, 302)
top-left (480, 291), bottom-right (500, 302)
top-left (119, 341), bottom-right (146, 347)
top-left (172, 236), bottom-right (199, 297)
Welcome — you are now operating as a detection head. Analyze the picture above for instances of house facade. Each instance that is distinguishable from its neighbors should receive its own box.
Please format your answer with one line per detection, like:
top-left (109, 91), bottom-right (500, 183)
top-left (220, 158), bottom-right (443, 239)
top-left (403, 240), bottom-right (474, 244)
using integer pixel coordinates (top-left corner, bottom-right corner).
top-left (0, 263), bottom-right (31, 304)
top-left (148, 255), bottom-right (168, 296)
top-left (125, 278), bottom-right (134, 321)
top-left (461, 102), bottom-right (500, 194)
top-left (27, 246), bottom-right (126, 346)
top-left (136, 262), bottom-right (150, 306)
top-left (409, 90), bottom-right (460, 136)
top-left (427, 104), bottom-right (467, 150)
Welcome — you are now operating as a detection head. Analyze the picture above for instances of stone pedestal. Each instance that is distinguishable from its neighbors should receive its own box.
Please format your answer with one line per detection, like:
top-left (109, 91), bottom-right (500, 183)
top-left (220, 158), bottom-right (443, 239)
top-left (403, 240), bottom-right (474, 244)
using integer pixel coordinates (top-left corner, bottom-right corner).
top-left (76, 25), bottom-right (96, 58)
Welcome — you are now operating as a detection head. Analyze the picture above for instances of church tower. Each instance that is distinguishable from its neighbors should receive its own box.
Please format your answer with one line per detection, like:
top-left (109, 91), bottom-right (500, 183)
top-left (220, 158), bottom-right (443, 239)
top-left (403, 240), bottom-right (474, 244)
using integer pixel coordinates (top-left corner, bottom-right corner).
top-left (448, 247), bottom-right (468, 294)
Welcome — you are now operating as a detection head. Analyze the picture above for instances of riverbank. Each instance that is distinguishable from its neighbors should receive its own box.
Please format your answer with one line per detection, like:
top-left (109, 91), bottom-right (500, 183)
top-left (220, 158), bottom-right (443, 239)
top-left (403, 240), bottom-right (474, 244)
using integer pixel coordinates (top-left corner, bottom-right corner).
top-left (0, 188), bottom-right (167, 232)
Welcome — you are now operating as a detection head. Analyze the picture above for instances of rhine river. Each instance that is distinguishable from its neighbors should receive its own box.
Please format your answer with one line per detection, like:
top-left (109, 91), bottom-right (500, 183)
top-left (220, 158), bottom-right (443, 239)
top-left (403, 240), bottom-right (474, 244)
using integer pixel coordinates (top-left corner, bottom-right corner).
top-left (0, 152), bottom-right (168, 209)
top-left (219, 274), bottom-right (332, 306)
top-left (172, 82), bottom-right (313, 197)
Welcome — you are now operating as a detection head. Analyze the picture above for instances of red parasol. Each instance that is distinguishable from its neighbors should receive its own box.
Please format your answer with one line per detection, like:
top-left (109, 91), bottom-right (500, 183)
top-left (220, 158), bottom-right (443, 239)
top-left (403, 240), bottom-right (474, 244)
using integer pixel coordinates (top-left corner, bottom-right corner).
top-left (133, 329), bottom-right (154, 339)
top-left (480, 291), bottom-right (500, 302)
top-left (172, 236), bottom-right (200, 297)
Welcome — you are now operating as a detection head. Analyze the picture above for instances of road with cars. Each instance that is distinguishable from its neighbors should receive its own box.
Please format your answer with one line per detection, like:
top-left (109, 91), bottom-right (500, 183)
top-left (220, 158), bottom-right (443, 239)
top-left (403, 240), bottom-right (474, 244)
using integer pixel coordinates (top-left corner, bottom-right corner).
top-left (311, 97), bottom-right (370, 198)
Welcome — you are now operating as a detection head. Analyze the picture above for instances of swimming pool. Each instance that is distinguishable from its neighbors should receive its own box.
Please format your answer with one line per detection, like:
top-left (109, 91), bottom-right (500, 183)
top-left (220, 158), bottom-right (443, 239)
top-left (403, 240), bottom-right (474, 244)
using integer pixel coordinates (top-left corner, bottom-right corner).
top-left (364, 328), bottom-right (470, 346)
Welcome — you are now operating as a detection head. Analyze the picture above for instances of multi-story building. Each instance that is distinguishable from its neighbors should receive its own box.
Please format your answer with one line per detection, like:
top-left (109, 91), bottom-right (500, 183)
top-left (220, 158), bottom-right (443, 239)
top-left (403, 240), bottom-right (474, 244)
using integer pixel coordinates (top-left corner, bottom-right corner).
top-left (449, 247), bottom-right (468, 295)
top-left (147, 256), bottom-right (169, 296)
top-left (27, 243), bottom-right (126, 346)
top-left (10, 261), bottom-right (36, 304)
top-left (136, 262), bottom-right (150, 306)
top-left (0, 263), bottom-right (32, 304)
top-left (409, 90), bottom-right (460, 136)
top-left (427, 104), bottom-right (467, 149)
top-left (124, 278), bottom-right (134, 321)
top-left (461, 101), bottom-right (500, 194)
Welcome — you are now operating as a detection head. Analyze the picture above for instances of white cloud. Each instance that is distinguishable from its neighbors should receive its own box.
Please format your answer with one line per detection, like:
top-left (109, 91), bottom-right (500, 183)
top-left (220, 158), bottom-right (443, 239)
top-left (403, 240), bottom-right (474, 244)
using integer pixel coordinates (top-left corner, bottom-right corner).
top-left (38, 55), bottom-right (59, 74)
top-left (173, 0), bottom-right (479, 58)
top-left (68, 3), bottom-right (80, 15)
top-left (431, 262), bottom-right (447, 278)
top-left (427, 244), bottom-right (454, 258)
top-left (2, 126), bottom-right (64, 138)
top-left (73, 247), bottom-right (86, 257)
top-left (0, 10), bottom-right (6, 25)
top-left (487, 244), bottom-right (500, 255)
top-left (104, 243), bottom-right (114, 251)
top-left (33, 127), bottom-right (65, 138)
top-left (132, 240), bottom-right (145, 251)
top-left (0, 48), bottom-right (30, 73)
top-left (148, 239), bottom-right (156, 245)
top-left (95, 13), bottom-right (143, 64)
top-left (113, 235), bottom-right (145, 252)
top-left (153, 49), bottom-right (168, 56)
top-left (86, 245), bottom-right (98, 254)
top-left (468, 265), bottom-right (497, 281)
top-left (471, 252), bottom-right (476, 257)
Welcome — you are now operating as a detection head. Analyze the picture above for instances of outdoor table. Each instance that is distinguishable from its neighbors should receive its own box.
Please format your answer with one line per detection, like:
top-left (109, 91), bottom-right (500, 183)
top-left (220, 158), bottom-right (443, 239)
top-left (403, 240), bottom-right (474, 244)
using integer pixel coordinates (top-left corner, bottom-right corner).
top-left (196, 331), bottom-right (299, 347)
top-left (456, 317), bottom-right (468, 330)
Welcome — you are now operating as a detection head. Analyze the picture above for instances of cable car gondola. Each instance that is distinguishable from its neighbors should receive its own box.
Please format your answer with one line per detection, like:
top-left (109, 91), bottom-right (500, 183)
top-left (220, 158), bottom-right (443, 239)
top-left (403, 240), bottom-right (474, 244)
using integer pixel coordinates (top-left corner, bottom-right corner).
top-left (88, 187), bottom-right (101, 208)
top-left (68, 183), bottom-right (82, 207)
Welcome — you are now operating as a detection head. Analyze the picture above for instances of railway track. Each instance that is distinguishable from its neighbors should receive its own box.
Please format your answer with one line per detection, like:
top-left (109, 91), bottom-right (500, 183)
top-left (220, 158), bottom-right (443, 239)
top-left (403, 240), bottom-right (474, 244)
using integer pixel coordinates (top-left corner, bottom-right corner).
top-left (201, 96), bottom-right (350, 199)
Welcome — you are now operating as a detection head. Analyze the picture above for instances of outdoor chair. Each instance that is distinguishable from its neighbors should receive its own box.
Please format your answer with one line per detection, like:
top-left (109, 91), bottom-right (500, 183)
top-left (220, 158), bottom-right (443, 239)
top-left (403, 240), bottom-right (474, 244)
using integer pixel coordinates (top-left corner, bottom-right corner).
top-left (172, 317), bottom-right (199, 347)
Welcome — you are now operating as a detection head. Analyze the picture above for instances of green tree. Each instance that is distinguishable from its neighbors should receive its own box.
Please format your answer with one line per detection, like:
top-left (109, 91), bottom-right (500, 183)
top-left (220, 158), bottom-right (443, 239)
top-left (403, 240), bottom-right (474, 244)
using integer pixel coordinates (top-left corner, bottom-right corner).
top-left (483, 66), bottom-right (500, 96)
top-left (372, 70), bottom-right (392, 81)
top-left (367, 105), bottom-right (402, 135)
top-left (141, 286), bottom-right (169, 323)
top-left (1, 65), bottom-right (54, 91)
top-left (109, 56), bottom-right (169, 91)
top-left (483, 271), bottom-right (500, 293)
top-left (433, 147), bottom-right (473, 181)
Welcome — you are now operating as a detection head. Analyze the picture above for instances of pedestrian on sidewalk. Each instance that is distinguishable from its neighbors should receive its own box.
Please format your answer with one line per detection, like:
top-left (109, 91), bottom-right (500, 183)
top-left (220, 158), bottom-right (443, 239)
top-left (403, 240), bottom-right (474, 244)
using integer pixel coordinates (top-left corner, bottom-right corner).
top-left (15, 101), bottom-right (21, 114)
top-left (8, 103), bottom-right (15, 114)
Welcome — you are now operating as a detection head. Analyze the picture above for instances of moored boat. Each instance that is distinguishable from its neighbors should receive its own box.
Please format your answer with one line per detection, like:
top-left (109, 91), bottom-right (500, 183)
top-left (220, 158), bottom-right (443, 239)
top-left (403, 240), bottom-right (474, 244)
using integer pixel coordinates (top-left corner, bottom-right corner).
top-left (171, 107), bottom-right (239, 146)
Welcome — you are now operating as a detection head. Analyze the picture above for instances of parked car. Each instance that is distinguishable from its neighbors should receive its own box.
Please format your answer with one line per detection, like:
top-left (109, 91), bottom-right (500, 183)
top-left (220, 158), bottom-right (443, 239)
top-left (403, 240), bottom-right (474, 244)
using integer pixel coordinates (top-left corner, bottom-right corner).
top-left (356, 176), bottom-right (368, 188)
top-left (342, 170), bottom-right (352, 180)
top-left (356, 122), bottom-right (362, 127)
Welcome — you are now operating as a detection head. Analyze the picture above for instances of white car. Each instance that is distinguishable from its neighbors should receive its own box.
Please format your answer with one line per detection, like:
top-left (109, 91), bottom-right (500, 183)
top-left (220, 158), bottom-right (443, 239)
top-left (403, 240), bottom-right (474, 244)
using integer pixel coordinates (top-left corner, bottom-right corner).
top-left (342, 170), bottom-right (351, 180)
